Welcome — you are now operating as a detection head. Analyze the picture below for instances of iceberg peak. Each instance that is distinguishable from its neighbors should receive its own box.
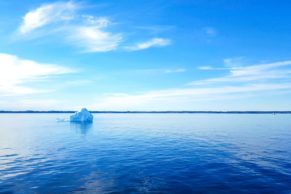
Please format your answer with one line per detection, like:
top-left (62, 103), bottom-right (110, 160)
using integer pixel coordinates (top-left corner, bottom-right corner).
top-left (70, 108), bottom-right (93, 123)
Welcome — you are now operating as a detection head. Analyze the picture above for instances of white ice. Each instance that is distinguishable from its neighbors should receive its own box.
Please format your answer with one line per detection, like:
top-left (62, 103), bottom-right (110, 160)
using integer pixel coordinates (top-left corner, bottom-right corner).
top-left (70, 108), bottom-right (93, 123)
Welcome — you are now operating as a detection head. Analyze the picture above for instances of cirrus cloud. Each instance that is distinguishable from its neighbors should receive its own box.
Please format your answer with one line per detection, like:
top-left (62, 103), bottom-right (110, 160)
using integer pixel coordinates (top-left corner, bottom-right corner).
top-left (124, 38), bottom-right (171, 51)
top-left (67, 18), bottom-right (122, 52)
top-left (193, 59), bottom-right (291, 85)
top-left (17, 1), bottom-right (122, 52)
top-left (17, 1), bottom-right (171, 53)
top-left (90, 59), bottom-right (291, 110)
top-left (19, 1), bottom-right (76, 34)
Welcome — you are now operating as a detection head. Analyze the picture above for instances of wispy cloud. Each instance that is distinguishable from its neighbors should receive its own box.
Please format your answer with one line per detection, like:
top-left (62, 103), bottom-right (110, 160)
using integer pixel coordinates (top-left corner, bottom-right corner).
top-left (17, 2), bottom-right (171, 53)
top-left (0, 53), bottom-right (73, 96)
top-left (91, 59), bottom-right (291, 110)
top-left (0, 98), bottom-right (69, 111)
top-left (17, 1), bottom-right (122, 52)
top-left (125, 38), bottom-right (171, 51)
top-left (67, 17), bottom-right (122, 52)
top-left (223, 57), bottom-right (248, 67)
top-left (198, 66), bottom-right (227, 71)
top-left (91, 83), bottom-right (291, 110)
top-left (134, 25), bottom-right (175, 35)
top-left (164, 68), bottom-right (186, 74)
top-left (19, 1), bottom-right (76, 34)
top-left (192, 59), bottom-right (291, 85)
top-left (106, 68), bottom-right (186, 77)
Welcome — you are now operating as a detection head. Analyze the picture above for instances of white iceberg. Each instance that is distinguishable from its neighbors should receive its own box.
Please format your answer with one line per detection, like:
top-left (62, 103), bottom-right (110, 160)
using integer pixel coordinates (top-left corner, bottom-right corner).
top-left (70, 108), bottom-right (93, 123)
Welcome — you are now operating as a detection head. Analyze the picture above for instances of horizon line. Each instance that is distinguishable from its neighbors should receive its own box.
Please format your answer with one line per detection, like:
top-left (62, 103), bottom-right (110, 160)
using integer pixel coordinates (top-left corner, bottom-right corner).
top-left (0, 110), bottom-right (291, 114)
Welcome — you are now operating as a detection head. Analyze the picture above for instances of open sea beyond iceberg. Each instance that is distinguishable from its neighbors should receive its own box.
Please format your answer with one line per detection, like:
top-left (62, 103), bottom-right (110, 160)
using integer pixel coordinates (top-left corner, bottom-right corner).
top-left (0, 113), bottom-right (291, 194)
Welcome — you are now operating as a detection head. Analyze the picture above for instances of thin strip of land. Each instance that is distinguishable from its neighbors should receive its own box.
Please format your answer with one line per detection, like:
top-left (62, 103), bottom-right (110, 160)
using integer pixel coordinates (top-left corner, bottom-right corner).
top-left (0, 111), bottom-right (291, 114)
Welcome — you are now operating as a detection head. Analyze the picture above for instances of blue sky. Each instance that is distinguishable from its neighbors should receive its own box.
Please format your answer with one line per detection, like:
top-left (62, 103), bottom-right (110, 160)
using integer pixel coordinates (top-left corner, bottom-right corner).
top-left (1, 0), bottom-right (291, 110)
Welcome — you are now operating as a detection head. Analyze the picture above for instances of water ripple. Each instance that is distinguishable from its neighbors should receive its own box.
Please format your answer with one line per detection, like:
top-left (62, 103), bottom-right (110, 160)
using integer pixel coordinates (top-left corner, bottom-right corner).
top-left (0, 114), bottom-right (291, 193)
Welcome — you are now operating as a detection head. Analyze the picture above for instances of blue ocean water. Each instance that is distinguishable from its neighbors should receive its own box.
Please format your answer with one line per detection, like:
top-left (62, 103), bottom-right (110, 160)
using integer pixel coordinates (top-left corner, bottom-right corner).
top-left (0, 114), bottom-right (291, 194)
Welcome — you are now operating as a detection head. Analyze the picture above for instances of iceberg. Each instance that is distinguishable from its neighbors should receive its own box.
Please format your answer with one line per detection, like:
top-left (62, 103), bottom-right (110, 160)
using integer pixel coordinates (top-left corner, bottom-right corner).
top-left (70, 108), bottom-right (93, 123)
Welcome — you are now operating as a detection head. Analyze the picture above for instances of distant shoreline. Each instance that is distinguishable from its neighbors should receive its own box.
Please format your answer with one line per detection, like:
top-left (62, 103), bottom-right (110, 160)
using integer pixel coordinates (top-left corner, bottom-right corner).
top-left (0, 111), bottom-right (291, 114)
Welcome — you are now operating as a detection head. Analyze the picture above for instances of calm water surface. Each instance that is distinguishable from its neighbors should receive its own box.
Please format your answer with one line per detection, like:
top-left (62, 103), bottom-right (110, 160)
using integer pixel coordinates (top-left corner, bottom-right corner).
top-left (0, 114), bottom-right (291, 194)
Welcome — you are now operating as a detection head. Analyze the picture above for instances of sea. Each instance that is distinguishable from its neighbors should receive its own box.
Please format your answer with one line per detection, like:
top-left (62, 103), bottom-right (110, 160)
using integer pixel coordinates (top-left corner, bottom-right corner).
top-left (0, 113), bottom-right (291, 194)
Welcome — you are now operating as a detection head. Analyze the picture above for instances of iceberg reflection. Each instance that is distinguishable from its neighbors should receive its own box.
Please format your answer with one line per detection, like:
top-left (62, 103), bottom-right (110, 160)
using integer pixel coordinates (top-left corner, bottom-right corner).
top-left (70, 122), bottom-right (93, 135)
